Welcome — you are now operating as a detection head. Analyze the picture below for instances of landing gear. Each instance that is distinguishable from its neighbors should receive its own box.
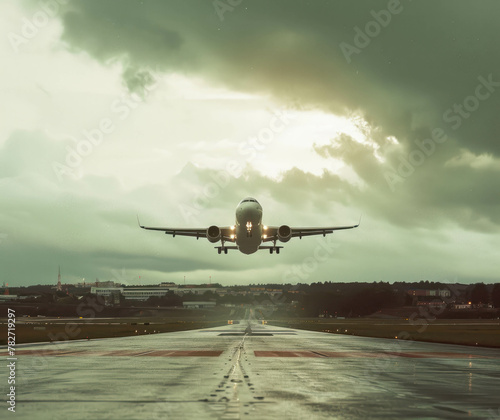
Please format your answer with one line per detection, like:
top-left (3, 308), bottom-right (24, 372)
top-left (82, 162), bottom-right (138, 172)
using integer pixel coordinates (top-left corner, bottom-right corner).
top-left (217, 240), bottom-right (229, 254)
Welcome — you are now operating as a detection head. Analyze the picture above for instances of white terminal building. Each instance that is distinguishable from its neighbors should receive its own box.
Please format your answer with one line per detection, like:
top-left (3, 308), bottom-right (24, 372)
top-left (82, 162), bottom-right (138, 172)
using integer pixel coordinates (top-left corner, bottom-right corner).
top-left (90, 286), bottom-right (221, 301)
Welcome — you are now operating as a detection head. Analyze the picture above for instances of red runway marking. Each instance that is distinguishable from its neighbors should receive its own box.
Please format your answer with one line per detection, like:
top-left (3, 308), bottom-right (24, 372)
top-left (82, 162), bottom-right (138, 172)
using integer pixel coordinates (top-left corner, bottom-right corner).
top-left (15, 349), bottom-right (223, 357)
top-left (314, 352), bottom-right (387, 358)
top-left (254, 351), bottom-right (494, 358)
top-left (384, 352), bottom-right (491, 359)
top-left (254, 351), bottom-right (324, 358)
top-left (142, 350), bottom-right (223, 357)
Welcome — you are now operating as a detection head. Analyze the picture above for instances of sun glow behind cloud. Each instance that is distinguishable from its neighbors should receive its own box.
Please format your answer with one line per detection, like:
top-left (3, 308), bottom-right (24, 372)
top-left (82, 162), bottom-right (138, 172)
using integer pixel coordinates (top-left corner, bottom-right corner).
top-left (0, 0), bottom-right (377, 191)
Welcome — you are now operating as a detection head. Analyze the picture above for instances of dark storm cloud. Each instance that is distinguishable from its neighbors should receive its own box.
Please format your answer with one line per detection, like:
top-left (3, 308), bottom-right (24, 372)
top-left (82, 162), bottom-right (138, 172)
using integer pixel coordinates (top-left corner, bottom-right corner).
top-left (57, 0), bottom-right (500, 154)
top-left (50, 0), bottom-right (500, 233)
top-left (315, 134), bottom-right (500, 232)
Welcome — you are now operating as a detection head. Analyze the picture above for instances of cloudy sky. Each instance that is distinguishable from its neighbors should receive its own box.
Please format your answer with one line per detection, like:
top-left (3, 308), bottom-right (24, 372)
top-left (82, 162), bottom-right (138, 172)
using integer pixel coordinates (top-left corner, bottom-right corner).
top-left (1, 0), bottom-right (499, 287)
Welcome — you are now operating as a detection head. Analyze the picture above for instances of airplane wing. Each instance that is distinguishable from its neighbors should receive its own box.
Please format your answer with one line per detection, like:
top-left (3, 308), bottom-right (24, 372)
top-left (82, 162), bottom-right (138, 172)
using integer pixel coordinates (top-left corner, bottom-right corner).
top-left (262, 218), bottom-right (360, 242)
top-left (137, 217), bottom-right (235, 242)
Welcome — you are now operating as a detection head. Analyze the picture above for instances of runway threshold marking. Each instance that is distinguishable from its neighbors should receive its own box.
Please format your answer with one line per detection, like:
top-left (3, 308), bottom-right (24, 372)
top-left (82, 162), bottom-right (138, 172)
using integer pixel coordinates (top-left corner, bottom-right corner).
top-left (254, 351), bottom-right (324, 358)
top-left (15, 349), bottom-right (223, 357)
top-left (253, 351), bottom-right (495, 358)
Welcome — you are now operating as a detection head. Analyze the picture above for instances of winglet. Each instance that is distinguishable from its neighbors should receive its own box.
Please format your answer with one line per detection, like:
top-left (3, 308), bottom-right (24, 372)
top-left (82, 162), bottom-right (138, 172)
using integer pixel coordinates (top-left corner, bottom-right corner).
top-left (357, 214), bottom-right (362, 227)
top-left (136, 214), bottom-right (144, 229)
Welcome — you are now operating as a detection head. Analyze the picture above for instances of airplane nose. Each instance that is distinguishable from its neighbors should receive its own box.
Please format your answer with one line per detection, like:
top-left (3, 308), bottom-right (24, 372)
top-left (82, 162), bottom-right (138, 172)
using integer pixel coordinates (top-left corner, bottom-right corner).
top-left (238, 205), bottom-right (261, 222)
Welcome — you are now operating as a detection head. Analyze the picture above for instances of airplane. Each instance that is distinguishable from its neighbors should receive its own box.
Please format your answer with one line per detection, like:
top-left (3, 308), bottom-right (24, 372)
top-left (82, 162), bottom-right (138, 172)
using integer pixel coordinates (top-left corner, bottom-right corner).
top-left (138, 197), bottom-right (360, 255)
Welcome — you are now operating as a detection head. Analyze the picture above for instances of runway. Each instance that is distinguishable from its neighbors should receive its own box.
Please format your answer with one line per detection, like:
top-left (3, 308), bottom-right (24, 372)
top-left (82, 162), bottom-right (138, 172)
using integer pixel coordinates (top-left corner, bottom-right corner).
top-left (2, 322), bottom-right (500, 419)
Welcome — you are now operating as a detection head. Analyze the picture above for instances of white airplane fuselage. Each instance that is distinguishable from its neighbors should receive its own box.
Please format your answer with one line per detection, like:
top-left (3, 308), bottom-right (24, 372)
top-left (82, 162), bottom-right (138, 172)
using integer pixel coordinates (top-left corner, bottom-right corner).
top-left (235, 198), bottom-right (263, 254)
top-left (139, 196), bottom-right (359, 254)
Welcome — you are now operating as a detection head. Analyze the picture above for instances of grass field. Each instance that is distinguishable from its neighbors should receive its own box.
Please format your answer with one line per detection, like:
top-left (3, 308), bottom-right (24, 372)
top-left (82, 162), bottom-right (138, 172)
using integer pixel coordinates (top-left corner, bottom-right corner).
top-left (270, 318), bottom-right (500, 348)
top-left (2, 316), bottom-right (499, 348)
top-left (0, 317), bottom-right (226, 345)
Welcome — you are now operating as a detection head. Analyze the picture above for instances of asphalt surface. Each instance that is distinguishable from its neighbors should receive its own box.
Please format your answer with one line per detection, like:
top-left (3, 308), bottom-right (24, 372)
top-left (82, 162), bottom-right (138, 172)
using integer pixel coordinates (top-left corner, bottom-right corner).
top-left (2, 322), bottom-right (500, 419)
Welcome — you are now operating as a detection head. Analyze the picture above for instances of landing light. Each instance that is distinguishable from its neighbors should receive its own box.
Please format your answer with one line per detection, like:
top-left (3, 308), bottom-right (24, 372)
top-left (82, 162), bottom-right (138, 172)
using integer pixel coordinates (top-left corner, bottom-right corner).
top-left (263, 234), bottom-right (267, 239)
top-left (230, 234), bottom-right (235, 239)
top-left (263, 225), bottom-right (268, 230)
top-left (231, 225), bottom-right (235, 230)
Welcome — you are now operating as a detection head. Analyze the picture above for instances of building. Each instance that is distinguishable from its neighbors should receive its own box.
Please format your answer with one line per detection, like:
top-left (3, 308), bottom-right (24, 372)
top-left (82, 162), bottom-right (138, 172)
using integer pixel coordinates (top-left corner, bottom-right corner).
top-left (80, 280), bottom-right (118, 288)
top-left (176, 287), bottom-right (220, 295)
top-left (416, 300), bottom-right (446, 308)
top-left (160, 282), bottom-right (177, 288)
top-left (407, 289), bottom-right (451, 298)
top-left (183, 301), bottom-right (216, 309)
top-left (90, 286), bottom-right (184, 301)
top-left (0, 295), bottom-right (18, 301)
top-left (453, 303), bottom-right (472, 310)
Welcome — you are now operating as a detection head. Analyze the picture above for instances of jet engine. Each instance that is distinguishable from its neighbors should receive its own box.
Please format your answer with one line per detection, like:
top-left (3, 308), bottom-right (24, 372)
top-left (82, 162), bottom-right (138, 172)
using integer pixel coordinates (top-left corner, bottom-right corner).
top-left (207, 225), bottom-right (221, 243)
top-left (277, 225), bottom-right (292, 242)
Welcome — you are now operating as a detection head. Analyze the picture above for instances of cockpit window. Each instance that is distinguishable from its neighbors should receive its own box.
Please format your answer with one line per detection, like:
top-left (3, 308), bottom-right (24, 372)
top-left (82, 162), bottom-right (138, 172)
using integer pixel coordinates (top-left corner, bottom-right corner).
top-left (242, 199), bottom-right (257, 203)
